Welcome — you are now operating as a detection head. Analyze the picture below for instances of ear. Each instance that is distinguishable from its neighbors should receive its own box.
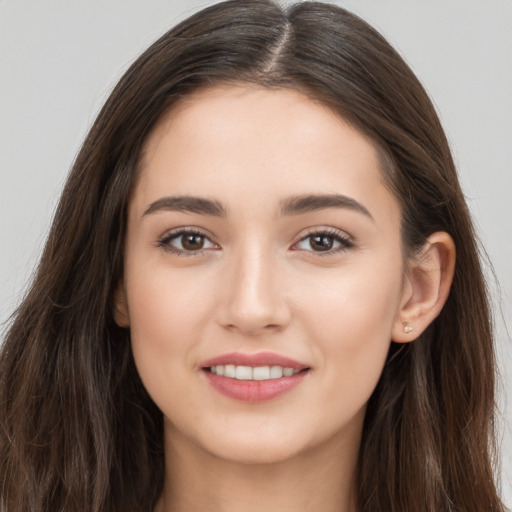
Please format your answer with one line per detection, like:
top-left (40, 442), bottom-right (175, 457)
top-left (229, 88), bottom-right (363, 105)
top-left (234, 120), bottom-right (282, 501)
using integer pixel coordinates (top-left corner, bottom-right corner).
top-left (392, 231), bottom-right (456, 343)
top-left (113, 281), bottom-right (130, 327)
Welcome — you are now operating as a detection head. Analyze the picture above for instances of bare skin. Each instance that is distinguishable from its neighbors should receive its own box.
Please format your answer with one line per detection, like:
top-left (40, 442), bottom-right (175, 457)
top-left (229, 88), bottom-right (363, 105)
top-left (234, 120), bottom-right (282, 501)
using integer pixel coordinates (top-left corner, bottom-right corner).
top-left (158, 420), bottom-right (359, 512)
top-left (115, 85), bottom-right (455, 512)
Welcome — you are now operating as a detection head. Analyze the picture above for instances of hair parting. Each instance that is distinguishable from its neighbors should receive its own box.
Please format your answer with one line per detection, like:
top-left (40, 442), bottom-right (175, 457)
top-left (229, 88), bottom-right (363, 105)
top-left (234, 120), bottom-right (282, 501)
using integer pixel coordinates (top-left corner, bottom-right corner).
top-left (0, 1), bottom-right (505, 511)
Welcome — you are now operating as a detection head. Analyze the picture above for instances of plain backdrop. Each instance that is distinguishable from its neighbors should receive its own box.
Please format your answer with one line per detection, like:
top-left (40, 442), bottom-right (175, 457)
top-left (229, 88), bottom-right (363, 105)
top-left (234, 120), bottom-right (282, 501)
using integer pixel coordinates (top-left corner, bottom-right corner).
top-left (1, 0), bottom-right (511, 504)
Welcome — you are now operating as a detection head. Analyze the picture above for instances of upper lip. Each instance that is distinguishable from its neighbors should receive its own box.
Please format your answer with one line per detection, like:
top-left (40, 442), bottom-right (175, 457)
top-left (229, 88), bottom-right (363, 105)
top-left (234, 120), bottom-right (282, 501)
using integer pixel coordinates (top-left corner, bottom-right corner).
top-left (201, 351), bottom-right (310, 370)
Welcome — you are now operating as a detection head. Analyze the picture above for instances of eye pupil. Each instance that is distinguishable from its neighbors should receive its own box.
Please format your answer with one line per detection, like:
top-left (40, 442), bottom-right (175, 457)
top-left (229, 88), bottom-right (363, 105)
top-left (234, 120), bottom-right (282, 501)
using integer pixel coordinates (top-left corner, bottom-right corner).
top-left (310, 235), bottom-right (334, 251)
top-left (182, 234), bottom-right (204, 250)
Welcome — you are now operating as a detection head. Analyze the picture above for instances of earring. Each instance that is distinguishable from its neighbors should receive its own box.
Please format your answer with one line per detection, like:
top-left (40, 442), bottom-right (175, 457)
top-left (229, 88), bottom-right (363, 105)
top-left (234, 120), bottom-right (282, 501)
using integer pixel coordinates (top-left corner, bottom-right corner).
top-left (402, 322), bottom-right (413, 334)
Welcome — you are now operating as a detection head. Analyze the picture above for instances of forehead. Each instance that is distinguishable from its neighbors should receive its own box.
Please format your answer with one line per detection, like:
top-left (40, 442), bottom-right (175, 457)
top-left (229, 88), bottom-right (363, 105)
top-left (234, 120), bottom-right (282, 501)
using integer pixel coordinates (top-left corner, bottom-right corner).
top-left (133, 84), bottom-right (399, 224)
top-left (142, 84), bottom-right (378, 168)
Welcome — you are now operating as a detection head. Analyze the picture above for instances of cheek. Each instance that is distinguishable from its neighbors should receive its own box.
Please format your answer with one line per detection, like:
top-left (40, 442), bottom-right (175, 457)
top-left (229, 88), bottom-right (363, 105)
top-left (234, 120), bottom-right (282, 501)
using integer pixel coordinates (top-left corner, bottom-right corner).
top-left (296, 259), bottom-right (403, 402)
top-left (124, 262), bottom-right (214, 401)
top-left (299, 256), bottom-right (402, 335)
top-left (126, 254), bottom-right (213, 336)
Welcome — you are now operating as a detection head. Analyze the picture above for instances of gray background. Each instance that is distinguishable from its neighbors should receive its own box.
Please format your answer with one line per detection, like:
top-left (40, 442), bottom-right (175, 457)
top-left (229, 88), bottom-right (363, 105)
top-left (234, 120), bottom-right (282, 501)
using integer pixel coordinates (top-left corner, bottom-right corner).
top-left (1, 0), bottom-right (511, 504)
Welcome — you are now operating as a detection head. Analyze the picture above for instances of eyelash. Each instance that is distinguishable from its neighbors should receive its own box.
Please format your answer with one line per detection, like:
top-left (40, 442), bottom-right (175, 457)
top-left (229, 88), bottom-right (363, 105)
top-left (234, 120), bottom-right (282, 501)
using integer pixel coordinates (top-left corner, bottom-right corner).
top-left (157, 227), bottom-right (354, 257)
top-left (293, 227), bottom-right (354, 257)
top-left (157, 227), bottom-right (219, 257)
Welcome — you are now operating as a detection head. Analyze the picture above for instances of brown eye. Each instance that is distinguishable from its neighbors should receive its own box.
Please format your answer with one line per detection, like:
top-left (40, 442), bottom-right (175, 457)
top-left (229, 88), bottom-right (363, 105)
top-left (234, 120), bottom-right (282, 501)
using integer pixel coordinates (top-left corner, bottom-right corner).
top-left (159, 229), bottom-right (218, 255)
top-left (293, 230), bottom-right (353, 255)
top-left (309, 234), bottom-right (335, 251)
top-left (181, 233), bottom-right (206, 251)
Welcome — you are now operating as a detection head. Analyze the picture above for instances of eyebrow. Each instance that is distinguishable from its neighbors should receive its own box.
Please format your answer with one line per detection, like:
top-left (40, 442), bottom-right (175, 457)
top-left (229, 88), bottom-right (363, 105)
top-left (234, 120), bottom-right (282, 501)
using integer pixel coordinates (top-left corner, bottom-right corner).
top-left (142, 193), bottom-right (373, 221)
top-left (280, 194), bottom-right (374, 221)
top-left (143, 196), bottom-right (227, 217)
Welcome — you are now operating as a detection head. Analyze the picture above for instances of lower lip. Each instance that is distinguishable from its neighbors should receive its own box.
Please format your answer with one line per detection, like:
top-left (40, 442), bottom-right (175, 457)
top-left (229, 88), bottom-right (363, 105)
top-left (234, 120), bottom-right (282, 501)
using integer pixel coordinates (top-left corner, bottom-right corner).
top-left (203, 369), bottom-right (309, 403)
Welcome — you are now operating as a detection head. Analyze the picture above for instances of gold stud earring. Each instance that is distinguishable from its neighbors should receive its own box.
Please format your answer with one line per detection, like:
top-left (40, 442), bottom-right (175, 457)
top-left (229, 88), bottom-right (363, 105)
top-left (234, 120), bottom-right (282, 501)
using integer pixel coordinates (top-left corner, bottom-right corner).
top-left (402, 322), bottom-right (413, 334)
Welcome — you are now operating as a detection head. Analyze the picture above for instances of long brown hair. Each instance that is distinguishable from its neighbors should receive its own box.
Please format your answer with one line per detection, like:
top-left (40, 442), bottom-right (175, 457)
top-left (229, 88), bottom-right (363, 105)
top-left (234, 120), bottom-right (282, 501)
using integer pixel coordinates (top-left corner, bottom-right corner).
top-left (0, 1), bottom-right (505, 511)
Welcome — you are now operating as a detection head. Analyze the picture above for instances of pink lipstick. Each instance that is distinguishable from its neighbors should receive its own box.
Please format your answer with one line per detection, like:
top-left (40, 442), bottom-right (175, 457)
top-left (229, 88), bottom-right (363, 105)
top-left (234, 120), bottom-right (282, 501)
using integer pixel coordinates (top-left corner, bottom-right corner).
top-left (201, 351), bottom-right (310, 403)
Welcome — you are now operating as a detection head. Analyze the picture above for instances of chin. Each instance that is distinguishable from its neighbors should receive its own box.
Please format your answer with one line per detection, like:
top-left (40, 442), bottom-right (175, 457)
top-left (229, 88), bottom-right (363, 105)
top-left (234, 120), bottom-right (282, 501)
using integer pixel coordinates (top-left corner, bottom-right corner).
top-left (207, 438), bottom-right (304, 466)
top-left (184, 419), bottom-right (312, 466)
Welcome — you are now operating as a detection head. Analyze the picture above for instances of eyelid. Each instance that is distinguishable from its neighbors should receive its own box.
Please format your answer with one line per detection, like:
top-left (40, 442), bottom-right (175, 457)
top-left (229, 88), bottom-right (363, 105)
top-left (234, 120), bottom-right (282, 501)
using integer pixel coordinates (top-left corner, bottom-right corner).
top-left (290, 226), bottom-right (354, 255)
top-left (157, 226), bottom-right (220, 256)
top-left (156, 225), bottom-right (355, 257)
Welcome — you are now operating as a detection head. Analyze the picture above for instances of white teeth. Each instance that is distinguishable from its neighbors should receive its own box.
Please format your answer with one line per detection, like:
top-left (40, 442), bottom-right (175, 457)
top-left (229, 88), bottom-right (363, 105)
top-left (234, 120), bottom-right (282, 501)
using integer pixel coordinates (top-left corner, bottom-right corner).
top-left (283, 367), bottom-right (294, 377)
top-left (270, 366), bottom-right (283, 379)
top-left (224, 364), bottom-right (236, 378)
top-left (235, 365), bottom-right (252, 380)
top-left (252, 366), bottom-right (270, 380)
top-left (209, 364), bottom-right (301, 381)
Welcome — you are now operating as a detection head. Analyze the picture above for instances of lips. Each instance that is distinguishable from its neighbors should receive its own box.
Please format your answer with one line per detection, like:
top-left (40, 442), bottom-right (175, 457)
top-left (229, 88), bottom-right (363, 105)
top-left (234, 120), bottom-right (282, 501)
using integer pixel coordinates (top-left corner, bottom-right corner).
top-left (201, 351), bottom-right (309, 369)
top-left (200, 351), bottom-right (310, 403)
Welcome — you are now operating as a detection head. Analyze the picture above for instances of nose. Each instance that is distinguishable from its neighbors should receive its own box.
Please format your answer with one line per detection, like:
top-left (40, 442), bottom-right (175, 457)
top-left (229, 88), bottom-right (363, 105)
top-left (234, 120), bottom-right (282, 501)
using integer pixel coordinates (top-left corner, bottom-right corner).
top-left (216, 242), bottom-right (291, 335)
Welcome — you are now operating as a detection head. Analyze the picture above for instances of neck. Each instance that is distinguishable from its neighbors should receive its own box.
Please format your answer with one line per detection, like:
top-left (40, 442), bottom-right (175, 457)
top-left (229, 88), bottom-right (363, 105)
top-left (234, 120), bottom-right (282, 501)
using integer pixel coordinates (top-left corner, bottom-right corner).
top-left (155, 422), bottom-right (360, 512)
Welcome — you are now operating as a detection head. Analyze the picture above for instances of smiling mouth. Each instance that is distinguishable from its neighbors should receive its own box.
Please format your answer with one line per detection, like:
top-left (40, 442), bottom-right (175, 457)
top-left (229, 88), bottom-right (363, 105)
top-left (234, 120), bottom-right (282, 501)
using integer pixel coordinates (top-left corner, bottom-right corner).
top-left (205, 364), bottom-right (308, 380)
top-left (200, 351), bottom-right (311, 402)
top-left (202, 367), bottom-right (310, 403)
top-left (202, 364), bottom-right (310, 403)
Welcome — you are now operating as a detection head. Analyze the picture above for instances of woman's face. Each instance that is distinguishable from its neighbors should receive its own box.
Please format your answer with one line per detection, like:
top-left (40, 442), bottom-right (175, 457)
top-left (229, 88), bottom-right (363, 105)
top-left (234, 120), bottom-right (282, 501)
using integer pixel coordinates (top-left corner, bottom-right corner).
top-left (117, 85), bottom-right (409, 464)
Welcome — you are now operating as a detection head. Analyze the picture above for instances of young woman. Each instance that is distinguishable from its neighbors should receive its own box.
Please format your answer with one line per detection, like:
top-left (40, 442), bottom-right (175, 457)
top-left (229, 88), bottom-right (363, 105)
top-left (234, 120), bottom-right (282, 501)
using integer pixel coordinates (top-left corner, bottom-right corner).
top-left (0, 1), bottom-right (506, 511)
